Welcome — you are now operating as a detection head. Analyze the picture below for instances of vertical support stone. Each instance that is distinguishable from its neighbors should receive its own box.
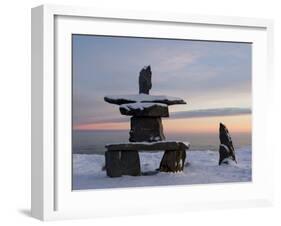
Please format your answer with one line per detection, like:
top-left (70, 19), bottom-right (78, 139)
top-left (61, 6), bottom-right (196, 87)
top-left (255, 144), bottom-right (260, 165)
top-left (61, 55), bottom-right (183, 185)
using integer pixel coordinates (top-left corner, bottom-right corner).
top-left (105, 151), bottom-right (122, 177)
top-left (121, 150), bottom-right (141, 176)
top-left (159, 148), bottom-right (186, 172)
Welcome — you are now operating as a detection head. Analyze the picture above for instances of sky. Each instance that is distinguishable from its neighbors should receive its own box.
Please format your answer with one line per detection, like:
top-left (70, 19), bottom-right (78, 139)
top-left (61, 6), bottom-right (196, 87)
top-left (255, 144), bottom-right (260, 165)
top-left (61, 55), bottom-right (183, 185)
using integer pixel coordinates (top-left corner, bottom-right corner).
top-left (72, 35), bottom-right (252, 134)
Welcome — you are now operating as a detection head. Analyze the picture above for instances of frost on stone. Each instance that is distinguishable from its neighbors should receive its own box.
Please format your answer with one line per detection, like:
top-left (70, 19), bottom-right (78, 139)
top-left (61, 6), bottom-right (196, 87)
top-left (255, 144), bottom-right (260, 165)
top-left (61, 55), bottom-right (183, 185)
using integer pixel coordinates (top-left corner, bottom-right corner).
top-left (104, 94), bottom-right (186, 106)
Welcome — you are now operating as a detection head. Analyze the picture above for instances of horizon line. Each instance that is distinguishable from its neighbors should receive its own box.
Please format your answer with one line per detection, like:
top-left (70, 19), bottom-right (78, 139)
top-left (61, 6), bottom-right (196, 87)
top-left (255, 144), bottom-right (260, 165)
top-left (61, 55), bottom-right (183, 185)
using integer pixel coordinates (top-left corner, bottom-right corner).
top-left (73, 129), bottom-right (251, 134)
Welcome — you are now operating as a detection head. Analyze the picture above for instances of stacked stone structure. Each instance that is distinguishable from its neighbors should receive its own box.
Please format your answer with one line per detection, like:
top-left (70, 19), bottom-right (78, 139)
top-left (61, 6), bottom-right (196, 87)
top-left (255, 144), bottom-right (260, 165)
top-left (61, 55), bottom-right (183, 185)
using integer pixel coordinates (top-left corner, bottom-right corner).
top-left (104, 66), bottom-right (189, 177)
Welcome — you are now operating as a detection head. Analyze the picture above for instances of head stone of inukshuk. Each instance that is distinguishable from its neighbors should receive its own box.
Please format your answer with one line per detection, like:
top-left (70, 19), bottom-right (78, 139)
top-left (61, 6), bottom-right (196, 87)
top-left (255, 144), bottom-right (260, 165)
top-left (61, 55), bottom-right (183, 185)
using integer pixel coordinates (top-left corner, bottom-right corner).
top-left (139, 65), bottom-right (152, 94)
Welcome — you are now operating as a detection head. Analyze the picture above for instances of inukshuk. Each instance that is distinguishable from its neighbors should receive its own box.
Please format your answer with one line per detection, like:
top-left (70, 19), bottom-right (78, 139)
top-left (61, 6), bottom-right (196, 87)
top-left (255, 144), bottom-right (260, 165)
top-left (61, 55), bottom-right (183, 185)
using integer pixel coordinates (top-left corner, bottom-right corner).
top-left (104, 66), bottom-right (189, 177)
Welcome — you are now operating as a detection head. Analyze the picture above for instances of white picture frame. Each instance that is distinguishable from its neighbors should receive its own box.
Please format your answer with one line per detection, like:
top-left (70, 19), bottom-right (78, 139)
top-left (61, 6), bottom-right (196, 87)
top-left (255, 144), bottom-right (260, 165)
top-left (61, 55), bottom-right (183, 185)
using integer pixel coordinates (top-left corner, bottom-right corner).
top-left (31, 4), bottom-right (274, 221)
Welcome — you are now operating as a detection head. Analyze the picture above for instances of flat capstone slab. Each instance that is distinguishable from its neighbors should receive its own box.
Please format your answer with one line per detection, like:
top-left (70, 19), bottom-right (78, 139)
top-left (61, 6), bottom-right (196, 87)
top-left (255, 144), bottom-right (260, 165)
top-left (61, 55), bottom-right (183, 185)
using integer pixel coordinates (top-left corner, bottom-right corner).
top-left (104, 94), bottom-right (186, 106)
top-left (119, 102), bottom-right (169, 117)
top-left (105, 141), bottom-right (190, 151)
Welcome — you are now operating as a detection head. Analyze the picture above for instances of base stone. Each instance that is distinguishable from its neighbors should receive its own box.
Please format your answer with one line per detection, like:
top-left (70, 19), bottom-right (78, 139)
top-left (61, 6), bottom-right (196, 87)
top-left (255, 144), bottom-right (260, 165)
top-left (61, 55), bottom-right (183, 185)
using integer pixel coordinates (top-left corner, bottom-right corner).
top-left (121, 151), bottom-right (141, 176)
top-left (105, 151), bottom-right (122, 177)
top-left (129, 117), bottom-right (165, 142)
top-left (159, 148), bottom-right (186, 172)
top-left (105, 150), bottom-right (141, 177)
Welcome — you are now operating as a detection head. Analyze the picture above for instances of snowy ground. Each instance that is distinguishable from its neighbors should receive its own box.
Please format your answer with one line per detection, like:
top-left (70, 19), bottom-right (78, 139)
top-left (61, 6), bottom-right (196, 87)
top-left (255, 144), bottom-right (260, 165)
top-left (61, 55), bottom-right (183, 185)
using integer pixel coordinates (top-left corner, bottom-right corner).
top-left (72, 147), bottom-right (251, 190)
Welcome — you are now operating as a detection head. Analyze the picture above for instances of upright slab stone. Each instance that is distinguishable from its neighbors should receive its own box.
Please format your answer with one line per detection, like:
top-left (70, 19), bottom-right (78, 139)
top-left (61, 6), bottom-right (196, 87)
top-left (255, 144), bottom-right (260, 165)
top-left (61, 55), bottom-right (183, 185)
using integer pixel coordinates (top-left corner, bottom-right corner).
top-left (129, 117), bottom-right (165, 142)
top-left (159, 143), bottom-right (187, 172)
top-left (218, 123), bottom-right (237, 165)
top-left (105, 151), bottom-right (122, 177)
top-left (139, 66), bottom-right (152, 94)
top-left (121, 151), bottom-right (141, 176)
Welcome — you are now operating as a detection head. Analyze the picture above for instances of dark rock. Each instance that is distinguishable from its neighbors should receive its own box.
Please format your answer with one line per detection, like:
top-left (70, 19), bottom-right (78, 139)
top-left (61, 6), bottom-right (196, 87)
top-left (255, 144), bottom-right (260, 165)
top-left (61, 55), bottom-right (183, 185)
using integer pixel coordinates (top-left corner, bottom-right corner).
top-left (105, 141), bottom-right (189, 151)
top-left (139, 66), bottom-right (152, 94)
top-left (219, 145), bottom-right (231, 165)
top-left (105, 150), bottom-right (141, 177)
top-left (218, 123), bottom-right (237, 165)
top-left (129, 117), bottom-right (165, 142)
top-left (159, 146), bottom-right (187, 172)
top-left (105, 142), bottom-right (189, 176)
top-left (121, 151), bottom-right (141, 176)
top-left (119, 103), bottom-right (169, 117)
top-left (104, 95), bottom-right (186, 106)
top-left (105, 151), bottom-right (122, 177)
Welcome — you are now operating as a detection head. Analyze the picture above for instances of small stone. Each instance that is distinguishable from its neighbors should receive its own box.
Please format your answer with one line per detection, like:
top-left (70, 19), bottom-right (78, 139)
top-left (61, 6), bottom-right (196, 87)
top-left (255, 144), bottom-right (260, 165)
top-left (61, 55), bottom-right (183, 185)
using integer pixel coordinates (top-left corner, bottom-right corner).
top-left (139, 66), bottom-right (152, 94)
top-left (218, 123), bottom-right (237, 165)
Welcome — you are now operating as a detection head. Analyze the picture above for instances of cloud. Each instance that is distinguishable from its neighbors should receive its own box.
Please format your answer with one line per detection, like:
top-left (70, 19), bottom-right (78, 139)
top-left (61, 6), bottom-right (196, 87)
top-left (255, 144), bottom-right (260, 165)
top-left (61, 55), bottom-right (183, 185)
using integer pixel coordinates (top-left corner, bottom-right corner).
top-left (169, 107), bottom-right (251, 119)
top-left (150, 48), bottom-right (202, 73)
top-left (73, 107), bottom-right (251, 128)
top-left (72, 36), bottom-right (251, 127)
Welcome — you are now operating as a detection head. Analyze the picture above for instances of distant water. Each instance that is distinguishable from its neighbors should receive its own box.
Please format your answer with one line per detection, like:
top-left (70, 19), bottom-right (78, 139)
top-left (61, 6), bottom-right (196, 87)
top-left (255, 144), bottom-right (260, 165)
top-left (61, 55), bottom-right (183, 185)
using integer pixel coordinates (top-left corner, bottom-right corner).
top-left (72, 130), bottom-right (251, 154)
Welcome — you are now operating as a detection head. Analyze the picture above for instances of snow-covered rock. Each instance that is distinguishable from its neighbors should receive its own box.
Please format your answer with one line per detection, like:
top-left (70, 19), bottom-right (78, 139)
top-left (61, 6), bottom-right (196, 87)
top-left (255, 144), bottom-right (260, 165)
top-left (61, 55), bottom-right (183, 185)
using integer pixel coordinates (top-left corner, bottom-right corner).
top-left (105, 140), bottom-right (190, 151)
top-left (219, 123), bottom-right (237, 165)
top-left (104, 94), bottom-right (186, 105)
top-left (120, 102), bottom-right (169, 117)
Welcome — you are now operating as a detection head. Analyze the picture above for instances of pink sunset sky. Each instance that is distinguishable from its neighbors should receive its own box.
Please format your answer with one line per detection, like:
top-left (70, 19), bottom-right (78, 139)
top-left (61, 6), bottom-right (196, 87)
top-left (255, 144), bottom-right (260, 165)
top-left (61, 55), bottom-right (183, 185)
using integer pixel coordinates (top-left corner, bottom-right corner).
top-left (72, 35), bottom-right (251, 135)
